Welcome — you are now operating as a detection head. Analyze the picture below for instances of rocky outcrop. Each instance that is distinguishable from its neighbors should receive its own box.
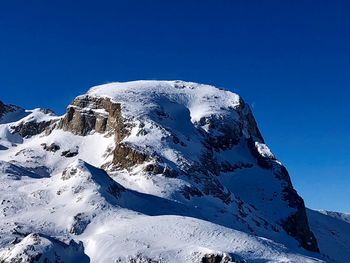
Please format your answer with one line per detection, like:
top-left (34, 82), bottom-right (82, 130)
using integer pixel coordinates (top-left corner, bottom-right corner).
top-left (59, 95), bottom-right (152, 170)
top-left (0, 233), bottom-right (89, 263)
top-left (283, 204), bottom-right (319, 252)
top-left (61, 147), bottom-right (79, 158)
top-left (118, 253), bottom-right (164, 263)
top-left (112, 143), bottom-right (149, 169)
top-left (201, 253), bottom-right (246, 263)
top-left (59, 96), bottom-right (125, 139)
top-left (12, 119), bottom-right (54, 138)
top-left (69, 213), bottom-right (91, 235)
top-left (7, 108), bottom-right (58, 138)
top-left (198, 98), bottom-right (264, 151)
top-left (238, 99), bottom-right (264, 142)
top-left (197, 114), bottom-right (242, 151)
top-left (41, 142), bottom-right (60, 152)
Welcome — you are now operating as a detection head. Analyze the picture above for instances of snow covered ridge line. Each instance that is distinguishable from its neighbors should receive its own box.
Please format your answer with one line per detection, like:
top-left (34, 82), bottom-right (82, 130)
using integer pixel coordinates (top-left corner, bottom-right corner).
top-left (0, 80), bottom-right (347, 262)
top-left (318, 210), bottom-right (350, 223)
top-left (86, 80), bottom-right (242, 123)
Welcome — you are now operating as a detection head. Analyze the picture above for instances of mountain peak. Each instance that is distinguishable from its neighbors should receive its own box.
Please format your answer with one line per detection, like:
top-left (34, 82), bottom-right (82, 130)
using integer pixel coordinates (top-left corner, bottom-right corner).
top-left (58, 80), bottom-right (319, 252)
top-left (85, 80), bottom-right (241, 125)
top-left (3, 80), bottom-right (348, 262)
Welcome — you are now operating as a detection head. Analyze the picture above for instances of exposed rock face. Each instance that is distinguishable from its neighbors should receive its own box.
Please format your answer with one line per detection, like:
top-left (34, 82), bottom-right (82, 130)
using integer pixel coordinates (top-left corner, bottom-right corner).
top-left (69, 212), bottom-right (91, 235)
top-left (61, 147), bottom-right (79, 157)
top-left (197, 115), bottom-right (242, 151)
top-left (59, 96), bottom-right (125, 138)
top-left (247, 138), bottom-right (319, 252)
top-left (112, 142), bottom-right (149, 169)
top-left (201, 253), bottom-right (246, 263)
top-left (12, 118), bottom-right (55, 138)
top-left (283, 205), bottom-right (319, 252)
top-left (59, 95), bottom-right (148, 169)
top-left (197, 100), bottom-right (263, 153)
top-left (1, 108), bottom-right (58, 138)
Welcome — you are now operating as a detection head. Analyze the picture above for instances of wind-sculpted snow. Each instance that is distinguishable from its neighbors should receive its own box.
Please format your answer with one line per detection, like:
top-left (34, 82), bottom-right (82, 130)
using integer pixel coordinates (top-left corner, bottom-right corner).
top-left (0, 81), bottom-right (343, 262)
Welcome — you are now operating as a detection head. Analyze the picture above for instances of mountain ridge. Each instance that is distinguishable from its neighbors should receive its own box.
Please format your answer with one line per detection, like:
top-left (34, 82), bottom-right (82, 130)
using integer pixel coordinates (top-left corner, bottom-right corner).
top-left (0, 80), bottom-right (347, 262)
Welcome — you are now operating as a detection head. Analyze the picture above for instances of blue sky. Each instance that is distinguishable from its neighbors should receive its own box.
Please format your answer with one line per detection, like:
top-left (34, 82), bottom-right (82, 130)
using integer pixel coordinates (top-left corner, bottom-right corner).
top-left (0, 1), bottom-right (349, 212)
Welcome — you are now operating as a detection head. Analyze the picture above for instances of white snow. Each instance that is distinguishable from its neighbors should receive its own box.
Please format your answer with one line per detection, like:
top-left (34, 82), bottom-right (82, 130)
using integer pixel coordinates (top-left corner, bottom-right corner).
top-left (81, 214), bottom-right (323, 263)
top-left (0, 157), bottom-right (325, 263)
top-left (87, 80), bottom-right (241, 123)
top-left (255, 141), bottom-right (275, 159)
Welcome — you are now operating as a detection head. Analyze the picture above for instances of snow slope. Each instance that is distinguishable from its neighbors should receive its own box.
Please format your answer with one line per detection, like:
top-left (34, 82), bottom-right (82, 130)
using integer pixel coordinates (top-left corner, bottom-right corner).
top-left (0, 158), bottom-right (325, 263)
top-left (307, 209), bottom-right (350, 263)
top-left (318, 210), bottom-right (350, 224)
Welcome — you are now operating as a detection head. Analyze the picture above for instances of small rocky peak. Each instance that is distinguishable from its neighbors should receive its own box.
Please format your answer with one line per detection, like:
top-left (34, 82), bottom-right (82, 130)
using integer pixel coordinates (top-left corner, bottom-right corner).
top-left (10, 108), bottom-right (59, 138)
top-left (0, 233), bottom-right (89, 263)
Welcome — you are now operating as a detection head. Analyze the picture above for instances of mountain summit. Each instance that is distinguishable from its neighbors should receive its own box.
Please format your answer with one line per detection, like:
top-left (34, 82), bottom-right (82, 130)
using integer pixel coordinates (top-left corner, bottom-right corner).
top-left (0, 81), bottom-right (348, 262)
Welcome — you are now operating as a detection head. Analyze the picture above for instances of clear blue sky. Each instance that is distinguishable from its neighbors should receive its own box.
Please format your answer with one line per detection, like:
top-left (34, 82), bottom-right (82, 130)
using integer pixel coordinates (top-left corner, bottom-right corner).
top-left (1, 1), bottom-right (349, 212)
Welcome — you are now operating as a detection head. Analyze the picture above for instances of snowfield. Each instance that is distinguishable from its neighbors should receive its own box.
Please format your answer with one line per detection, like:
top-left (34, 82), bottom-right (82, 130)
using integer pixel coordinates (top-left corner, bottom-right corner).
top-left (0, 158), bottom-right (325, 263)
top-left (0, 81), bottom-right (347, 262)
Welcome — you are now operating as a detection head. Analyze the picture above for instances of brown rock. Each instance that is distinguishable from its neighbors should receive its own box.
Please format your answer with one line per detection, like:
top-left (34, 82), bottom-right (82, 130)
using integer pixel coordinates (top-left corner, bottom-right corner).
top-left (59, 96), bottom-right (125, 140)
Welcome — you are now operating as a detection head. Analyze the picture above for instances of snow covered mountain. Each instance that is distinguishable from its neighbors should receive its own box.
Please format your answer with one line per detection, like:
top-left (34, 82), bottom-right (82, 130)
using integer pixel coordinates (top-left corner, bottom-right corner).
top-left (0, 80), bottom-right (347, 262)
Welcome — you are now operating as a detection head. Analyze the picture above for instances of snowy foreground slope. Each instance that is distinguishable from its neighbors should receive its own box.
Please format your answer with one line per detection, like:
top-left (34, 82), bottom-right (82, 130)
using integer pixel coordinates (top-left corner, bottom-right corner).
top-left (0, 81), bottom-right (347, 262)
